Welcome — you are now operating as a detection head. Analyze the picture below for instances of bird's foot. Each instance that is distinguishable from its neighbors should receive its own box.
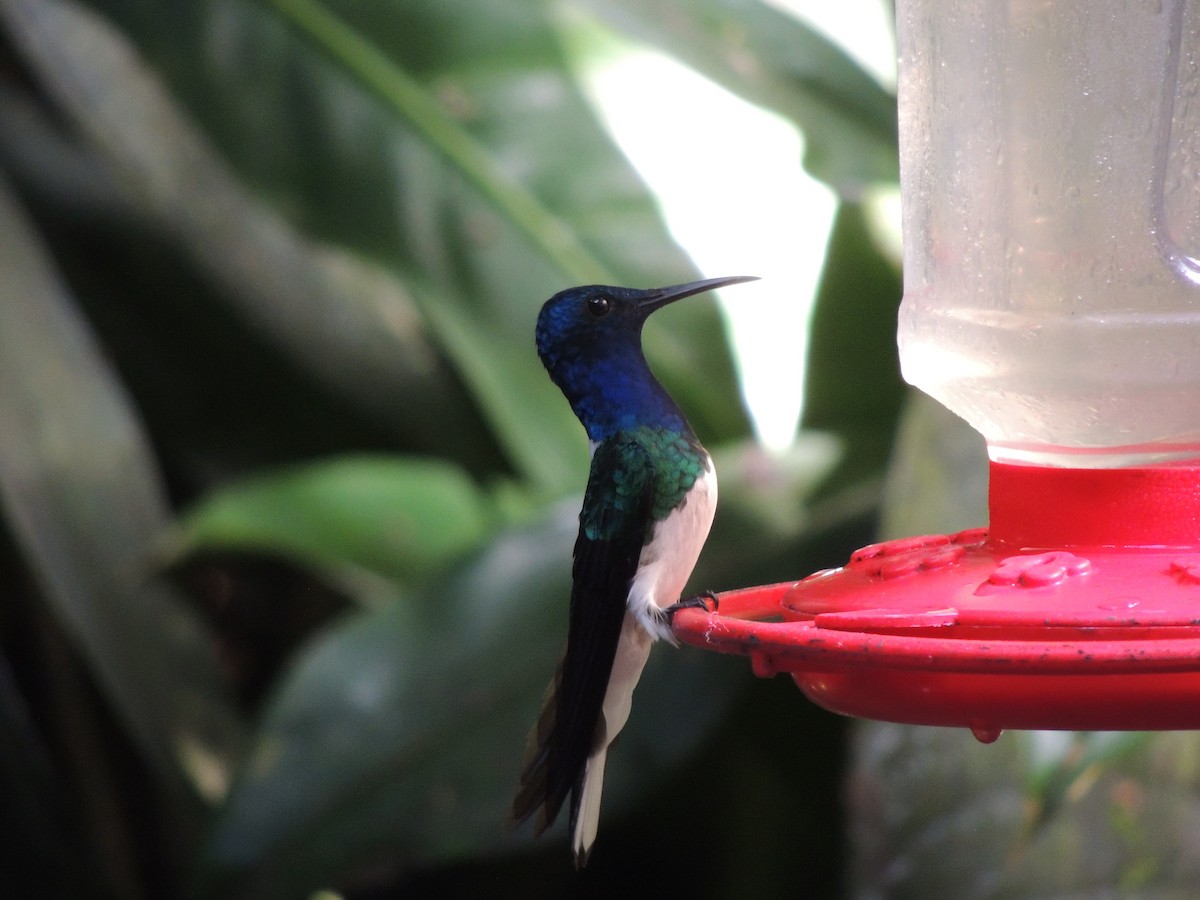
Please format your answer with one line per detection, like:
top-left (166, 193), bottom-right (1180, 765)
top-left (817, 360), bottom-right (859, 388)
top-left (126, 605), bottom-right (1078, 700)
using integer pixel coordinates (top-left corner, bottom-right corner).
top-left (665, 590), bottom-right (720, 621)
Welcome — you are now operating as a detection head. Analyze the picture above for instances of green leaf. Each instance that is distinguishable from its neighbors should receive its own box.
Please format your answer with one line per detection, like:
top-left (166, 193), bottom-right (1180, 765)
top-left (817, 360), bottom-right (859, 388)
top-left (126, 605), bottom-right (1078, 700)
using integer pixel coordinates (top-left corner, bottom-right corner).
top-left (576, 0), bottom-right (899, 193)
top-left (802, 202), bottom-right (906, 492)
top-left (0, 174), bottom-right (241, 802)
top-left (1025, 731), bottom-right (1151, 832)
top-left (174, 455), bottom-right (498, 589)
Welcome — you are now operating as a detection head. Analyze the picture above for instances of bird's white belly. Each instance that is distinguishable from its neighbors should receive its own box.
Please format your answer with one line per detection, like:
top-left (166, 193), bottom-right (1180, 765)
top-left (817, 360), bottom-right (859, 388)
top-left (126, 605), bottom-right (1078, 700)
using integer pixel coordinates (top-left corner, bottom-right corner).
top-left (626, 458), bottom-right (717, 643)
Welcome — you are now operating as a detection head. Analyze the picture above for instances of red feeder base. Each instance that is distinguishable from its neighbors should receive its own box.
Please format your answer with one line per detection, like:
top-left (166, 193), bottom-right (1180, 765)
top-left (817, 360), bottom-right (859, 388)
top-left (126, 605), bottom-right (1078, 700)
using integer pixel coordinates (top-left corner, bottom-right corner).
top-left (672, 461), bottom-right (1200, 738)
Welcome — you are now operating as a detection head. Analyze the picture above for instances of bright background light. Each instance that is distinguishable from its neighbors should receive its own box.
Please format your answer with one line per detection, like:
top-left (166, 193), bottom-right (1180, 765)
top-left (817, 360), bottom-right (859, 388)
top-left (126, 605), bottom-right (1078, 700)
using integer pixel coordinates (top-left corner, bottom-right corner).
top-left (570, 1), bottom-right (896, 452)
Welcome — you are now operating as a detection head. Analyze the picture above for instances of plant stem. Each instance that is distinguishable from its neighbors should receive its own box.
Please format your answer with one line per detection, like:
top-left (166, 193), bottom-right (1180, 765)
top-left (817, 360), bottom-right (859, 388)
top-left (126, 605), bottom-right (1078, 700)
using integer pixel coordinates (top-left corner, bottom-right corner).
top-left (263, 0), bottom-right (615, 284)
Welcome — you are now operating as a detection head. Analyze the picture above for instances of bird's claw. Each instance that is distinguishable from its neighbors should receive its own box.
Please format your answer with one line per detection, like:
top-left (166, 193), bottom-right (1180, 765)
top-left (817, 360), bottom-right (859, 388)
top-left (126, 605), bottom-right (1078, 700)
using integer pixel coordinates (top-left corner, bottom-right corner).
top-left (666, 590), bottom-right (720, 621)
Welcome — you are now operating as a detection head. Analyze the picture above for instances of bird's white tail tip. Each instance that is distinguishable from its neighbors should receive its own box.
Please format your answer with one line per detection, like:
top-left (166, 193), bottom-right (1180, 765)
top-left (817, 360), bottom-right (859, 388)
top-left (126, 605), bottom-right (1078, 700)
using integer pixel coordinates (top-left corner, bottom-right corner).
top-left (572, 749), bottom-right (608, 868)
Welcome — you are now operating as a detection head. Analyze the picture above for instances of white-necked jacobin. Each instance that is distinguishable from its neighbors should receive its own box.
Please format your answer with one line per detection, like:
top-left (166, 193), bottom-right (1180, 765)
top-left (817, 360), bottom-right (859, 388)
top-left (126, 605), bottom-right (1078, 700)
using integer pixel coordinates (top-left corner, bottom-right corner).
top-left (511, 274), bottom-right (758, 867)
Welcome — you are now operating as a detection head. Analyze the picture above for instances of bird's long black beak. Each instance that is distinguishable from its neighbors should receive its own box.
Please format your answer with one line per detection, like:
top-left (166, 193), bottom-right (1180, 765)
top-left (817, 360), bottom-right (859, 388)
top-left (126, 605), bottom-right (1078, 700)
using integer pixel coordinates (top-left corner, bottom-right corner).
top-left (637, 275), bottom-right (759, 312)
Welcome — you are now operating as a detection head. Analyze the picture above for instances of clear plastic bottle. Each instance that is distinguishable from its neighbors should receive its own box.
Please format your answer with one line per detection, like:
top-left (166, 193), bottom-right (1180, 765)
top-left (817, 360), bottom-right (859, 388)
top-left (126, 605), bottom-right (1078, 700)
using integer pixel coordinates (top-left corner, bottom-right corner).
top-left (896, 0), bottom-right (1200, 467)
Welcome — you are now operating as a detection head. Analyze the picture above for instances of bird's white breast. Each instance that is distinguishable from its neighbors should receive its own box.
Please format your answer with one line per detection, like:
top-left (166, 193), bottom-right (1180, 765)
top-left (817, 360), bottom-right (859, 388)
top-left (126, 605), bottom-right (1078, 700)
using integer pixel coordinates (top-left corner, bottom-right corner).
top-left (626, 456), bottom-right (717, 644)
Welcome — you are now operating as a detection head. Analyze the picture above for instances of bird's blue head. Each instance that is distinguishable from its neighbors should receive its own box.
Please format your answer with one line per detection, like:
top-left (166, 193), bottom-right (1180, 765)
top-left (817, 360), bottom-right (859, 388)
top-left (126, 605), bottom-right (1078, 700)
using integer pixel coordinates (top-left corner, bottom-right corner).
top-left (535, 275), bottom-right (757, 442)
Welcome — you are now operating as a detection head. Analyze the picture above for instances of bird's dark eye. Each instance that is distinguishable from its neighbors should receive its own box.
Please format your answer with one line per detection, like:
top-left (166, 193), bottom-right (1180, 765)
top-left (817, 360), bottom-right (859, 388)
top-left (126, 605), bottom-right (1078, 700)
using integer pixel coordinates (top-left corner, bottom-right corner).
top-left (586, 295), bottom-right (611, 318)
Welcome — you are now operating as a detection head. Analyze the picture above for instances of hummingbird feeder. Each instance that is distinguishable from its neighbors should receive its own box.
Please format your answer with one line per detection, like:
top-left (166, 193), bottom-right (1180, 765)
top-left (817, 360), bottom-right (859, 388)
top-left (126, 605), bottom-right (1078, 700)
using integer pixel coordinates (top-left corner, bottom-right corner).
top-left (673, 0), bottom-right (1200, 739)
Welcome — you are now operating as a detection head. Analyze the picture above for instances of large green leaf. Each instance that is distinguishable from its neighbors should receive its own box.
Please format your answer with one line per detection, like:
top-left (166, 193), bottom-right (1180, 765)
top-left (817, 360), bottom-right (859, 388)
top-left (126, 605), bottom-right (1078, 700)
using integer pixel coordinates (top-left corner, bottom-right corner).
top-left (173, 455), bottom-right (499, 591)
top-left (576, 0), bottom-right (899, 194)
top-left (0, 174), bottom-right (241, 803)
top-left (55, 0), bottom-right (749, 491)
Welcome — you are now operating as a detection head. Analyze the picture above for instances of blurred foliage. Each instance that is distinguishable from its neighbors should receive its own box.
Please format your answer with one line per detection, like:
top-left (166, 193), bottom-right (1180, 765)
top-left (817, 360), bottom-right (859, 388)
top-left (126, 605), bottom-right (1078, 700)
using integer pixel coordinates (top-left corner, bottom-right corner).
top-left (0, 0), bottom-right (909, 897)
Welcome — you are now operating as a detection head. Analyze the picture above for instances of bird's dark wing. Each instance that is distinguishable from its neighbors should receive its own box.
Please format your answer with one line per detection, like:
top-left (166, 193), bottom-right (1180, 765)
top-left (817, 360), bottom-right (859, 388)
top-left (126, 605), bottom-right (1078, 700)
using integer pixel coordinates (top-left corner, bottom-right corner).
top-left (511, 436), bottom-right (654, 834)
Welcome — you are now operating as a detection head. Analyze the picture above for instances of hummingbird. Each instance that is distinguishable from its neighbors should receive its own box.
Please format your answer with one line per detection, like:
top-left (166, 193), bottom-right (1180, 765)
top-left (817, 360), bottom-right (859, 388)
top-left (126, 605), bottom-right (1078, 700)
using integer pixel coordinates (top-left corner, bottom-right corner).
top-left (511, 274), bottom-right (757, 867)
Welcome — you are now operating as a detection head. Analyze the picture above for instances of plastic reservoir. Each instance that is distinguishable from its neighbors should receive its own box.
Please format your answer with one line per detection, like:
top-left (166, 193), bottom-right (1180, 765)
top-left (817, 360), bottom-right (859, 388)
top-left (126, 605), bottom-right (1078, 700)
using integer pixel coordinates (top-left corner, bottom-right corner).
top-left (896, 0), bottom-right (1200, 467)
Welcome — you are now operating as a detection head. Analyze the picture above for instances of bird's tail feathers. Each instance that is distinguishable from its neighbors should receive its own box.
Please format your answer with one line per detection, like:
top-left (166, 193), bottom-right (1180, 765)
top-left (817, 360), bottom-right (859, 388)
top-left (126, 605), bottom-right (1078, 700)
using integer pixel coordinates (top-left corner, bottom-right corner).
top-left (511, 620), bottom-right (651, 865)
top-left (570, 747), bottom-right (607, 868)
top-left (511, 660), bottom-right (612, 863)
top-left (510, 666), bottom-right (566, 834)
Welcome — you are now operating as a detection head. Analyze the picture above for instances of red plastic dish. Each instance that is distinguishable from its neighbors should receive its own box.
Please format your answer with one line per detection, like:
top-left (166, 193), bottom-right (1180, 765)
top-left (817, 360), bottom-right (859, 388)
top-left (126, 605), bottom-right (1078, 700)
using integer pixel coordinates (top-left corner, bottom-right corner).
top-left (672, 461), bottom-right (1200, 739)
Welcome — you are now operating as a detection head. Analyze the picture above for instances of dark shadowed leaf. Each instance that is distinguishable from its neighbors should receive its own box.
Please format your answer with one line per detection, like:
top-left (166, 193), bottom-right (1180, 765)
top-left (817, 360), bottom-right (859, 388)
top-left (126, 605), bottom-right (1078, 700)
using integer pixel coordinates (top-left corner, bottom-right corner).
top-left (0, 652), bottom-right (97, 897)
top-left (802, 202), bottom-right (906, 492)
top-left (0, 174), bottom-right (241, 804)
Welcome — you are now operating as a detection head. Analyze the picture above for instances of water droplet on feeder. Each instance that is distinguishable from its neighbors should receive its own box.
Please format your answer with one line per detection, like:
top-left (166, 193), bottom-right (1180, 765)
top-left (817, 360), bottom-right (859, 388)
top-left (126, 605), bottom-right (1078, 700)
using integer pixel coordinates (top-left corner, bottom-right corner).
top-left (970, 725), bottom-right (1003, 744)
